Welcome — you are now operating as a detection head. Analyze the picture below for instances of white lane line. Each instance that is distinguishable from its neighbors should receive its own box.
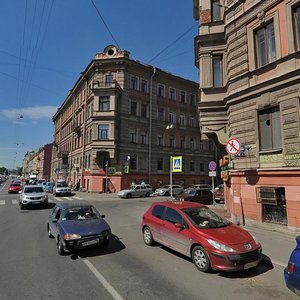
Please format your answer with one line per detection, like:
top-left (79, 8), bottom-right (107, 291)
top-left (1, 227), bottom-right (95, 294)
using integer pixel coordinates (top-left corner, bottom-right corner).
top-left (64, 197), bottom-right (74, 201)
top-left (12, 200), bottom-right (18, 205)
top-left (55, 198), bottom-right (64, 202)
top-left (83, 259), bottom-right (124, 300)
top-left (0, 200), bottom-right (5, 205)
top-left (72, 196), bottom-right (82, 200)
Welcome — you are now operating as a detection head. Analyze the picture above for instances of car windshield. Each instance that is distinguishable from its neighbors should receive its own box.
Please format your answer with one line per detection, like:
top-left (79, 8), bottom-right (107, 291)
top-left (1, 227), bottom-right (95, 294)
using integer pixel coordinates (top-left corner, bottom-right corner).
top-left (186, 190), bottom-right (196, 195)
top-left (57, 182), bottom-right (68, 187)
top-left (162, 185), bottom-right (170, 189)
top-left (182, 207), bottom-right (230, 229)
top-left (63, 206), bottom-right (100, 221)
top-left (11, 183), bottom-right (21, 187)
top-left (24, 187), bottom-right (44, 193)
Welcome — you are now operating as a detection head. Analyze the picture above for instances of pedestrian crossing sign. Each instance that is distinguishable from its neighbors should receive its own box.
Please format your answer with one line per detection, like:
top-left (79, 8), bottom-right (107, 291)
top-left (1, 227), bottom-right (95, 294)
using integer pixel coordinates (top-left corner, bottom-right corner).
top-left (172, 156), bottom-right (182, 172)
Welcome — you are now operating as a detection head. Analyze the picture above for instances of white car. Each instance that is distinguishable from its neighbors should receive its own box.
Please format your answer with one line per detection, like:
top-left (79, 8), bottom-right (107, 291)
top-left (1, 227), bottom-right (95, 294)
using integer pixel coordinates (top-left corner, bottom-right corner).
top-left (153, 185), bottom-right (184, 196)
top-left (117, 184), bottom-right (153, 199)
top-left (19, 185), bottom-right (48, 209)
top-left (53, 181), bottom-right (72, 197)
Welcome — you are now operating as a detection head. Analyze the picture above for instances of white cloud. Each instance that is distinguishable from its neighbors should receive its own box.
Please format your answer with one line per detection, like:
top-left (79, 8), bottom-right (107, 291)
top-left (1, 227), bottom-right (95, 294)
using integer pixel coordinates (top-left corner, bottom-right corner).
top-left (0, 106), bottom-right (58, 120)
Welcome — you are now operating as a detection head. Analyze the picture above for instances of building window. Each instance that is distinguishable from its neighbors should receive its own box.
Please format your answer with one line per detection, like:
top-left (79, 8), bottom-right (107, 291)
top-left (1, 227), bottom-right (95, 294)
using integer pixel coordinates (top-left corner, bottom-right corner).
top-left (140, 131), bottom-right (148, 144)
top-left (130, 76), bottom-right (138, 90)
top-left (209, 140), bottom-right (214, 151)
top-left (294, 6), bottom-right (300, 50)
top-left (190, 161), bottom-right (195, 172)
top-left (158, 107), bottom-right (164, 121)
top-left (211, 0), bottom-right (221, 22)
top-left (213, 55), bottom-right (223, 87)
top-left (130, 101), bottom-right (137, 115)
top-left (190, 138), bottom-right (195, 150)
top-left (105, 74), bottom-right (113, 86)
top-left (157, 134), bottom-right (164, 146)
top-left (179, 114), bottom-right (185, 126)
top-left (180, 91), bottom-right (186, 103)
top-left (98, 124), bottom-right (109, 140)
top-left (158, 84), bottom-right (165, 97)
top-left (258, 107), bottom-right (282, 151)
top-left (190, 116), bottom-right (196, 127)
top-left (200, 163), bottom-right (204, 172)
top-left (99, 96), bottom-right (110, 111)
top-left (180, 136), bottom-right (185, 149)
top-left (129, 156), bottom-right (137, 169)
top-left (199, 142), bottom-right (204, 151)
top-left (169, 111), bottom-right (175, 124)
top-left (141, 103), bottom-right (148, 118)
top-left (130, 130), bottom-right (137, 143)
top-left (169, 135), bottom-right (175, 148)
top-left (190, 94), bottom-right (196, 106)
top-left (157, 158), bottom-right (163, 171)
top-left (255, 22), bottom-right (276, 68)
top-left (141, 79), bottom-right (148, 93)
top-left (169, 87), bottom-right (176, 100)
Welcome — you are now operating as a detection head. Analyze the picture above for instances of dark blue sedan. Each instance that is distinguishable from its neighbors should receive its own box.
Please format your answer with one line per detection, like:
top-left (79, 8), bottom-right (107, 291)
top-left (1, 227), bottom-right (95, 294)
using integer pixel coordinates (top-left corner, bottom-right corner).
top-left (47, 203), bottom-right (111, 255)
top-left (284, 235), bottom-right (300, 296)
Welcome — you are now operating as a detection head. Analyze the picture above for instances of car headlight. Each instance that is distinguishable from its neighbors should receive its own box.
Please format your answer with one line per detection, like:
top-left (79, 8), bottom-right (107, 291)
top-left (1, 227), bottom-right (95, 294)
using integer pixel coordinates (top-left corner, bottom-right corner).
top-left (207, 239), bottom-right (235, 252)
top-left (251, 235), bottom-right (259, 245)
top-left (64, 233), bottom-right (81, 240)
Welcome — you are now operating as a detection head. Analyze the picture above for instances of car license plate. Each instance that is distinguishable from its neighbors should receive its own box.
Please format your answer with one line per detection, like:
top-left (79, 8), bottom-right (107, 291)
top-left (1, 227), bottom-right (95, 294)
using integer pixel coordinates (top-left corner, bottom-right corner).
top-left (32, 201), bottom-right (40, 204)
top-left (244, 260), bottom-right (259, 270)
top-left (81, 239), bottom-right (99, 247)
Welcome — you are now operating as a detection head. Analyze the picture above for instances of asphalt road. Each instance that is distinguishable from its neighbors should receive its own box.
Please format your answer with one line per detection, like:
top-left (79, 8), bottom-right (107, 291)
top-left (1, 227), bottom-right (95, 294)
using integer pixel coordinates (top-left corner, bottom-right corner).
top-left (0, 180), bottom-right (298, 300)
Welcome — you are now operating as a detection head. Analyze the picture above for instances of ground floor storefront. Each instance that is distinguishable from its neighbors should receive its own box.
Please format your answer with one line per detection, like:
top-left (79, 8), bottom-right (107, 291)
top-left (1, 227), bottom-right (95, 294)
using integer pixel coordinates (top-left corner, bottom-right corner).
top-left (225, 169), bottom-right (300, 230)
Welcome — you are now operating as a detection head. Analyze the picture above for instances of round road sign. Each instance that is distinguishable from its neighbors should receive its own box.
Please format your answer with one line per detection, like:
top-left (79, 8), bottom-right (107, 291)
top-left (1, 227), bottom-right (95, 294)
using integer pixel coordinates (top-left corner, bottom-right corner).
top-left (208, 161), bottom-right (217, 171)
top-left (226, 138), bottom-right (241, 155)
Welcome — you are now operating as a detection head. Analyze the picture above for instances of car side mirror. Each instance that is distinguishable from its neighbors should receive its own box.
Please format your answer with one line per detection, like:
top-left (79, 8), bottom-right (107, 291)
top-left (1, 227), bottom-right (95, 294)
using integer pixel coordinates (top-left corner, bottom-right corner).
top-left (101, 214), bottom-right (106, 218)
top-left (174, 223), bottom-right (185, 229)
top-left (52, 218), bottom-right (58, 223)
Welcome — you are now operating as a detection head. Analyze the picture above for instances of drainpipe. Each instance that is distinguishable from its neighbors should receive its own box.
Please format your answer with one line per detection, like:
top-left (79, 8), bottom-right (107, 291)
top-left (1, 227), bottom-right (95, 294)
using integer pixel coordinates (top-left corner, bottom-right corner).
top-left (81, 75), bottom-right (88, 189)
top-left (148, 67), bottom-right (157, 184)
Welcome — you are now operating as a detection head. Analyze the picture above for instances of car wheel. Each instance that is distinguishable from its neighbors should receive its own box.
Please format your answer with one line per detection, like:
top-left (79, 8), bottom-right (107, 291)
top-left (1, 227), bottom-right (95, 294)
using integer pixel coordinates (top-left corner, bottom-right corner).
top-left (165, 191), bottom-right (170, 196)
top-left (57, 237), bottom-right (65, 255)
top-left (126, 193), bottom-right (132, 199)
top-left (192, 246), bottom-right (211, 272)
top-left (143, 226), bottom-right (154, 246)
top-left (47, 225), bottom-right (53, 238)
top-left (145, 192), bottom-right (150, 197)
top-left (20, 205), bottom-right (24, 210)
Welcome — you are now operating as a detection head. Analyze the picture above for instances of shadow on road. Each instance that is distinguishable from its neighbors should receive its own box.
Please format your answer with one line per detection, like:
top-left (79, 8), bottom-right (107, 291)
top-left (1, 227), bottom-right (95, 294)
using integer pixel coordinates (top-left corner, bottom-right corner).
top-left (69, 234), bottom-right (126, 260)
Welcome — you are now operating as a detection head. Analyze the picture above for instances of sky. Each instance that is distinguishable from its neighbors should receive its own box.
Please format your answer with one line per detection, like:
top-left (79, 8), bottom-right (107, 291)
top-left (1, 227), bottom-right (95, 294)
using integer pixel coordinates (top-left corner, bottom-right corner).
top-left (0, 0), bottom-right (199, 170)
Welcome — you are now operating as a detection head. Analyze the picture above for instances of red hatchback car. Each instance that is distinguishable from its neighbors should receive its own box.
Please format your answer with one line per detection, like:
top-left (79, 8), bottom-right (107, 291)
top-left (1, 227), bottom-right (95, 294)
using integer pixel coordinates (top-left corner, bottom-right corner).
top-left (142, 201), bottom-right (262, 272)
top-left (8, 183), bottom-right (22, 193)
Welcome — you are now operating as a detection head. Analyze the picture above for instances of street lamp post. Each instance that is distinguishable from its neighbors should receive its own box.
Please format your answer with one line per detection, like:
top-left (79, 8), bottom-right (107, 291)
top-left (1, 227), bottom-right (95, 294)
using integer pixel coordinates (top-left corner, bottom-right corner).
top-left (166, 123), bottom-right (175, 201)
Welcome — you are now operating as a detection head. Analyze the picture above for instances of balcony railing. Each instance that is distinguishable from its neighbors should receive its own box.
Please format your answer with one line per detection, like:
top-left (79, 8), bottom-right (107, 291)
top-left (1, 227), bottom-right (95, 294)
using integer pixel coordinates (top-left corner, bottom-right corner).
top-left (91, 80), bottom-right (121, 90)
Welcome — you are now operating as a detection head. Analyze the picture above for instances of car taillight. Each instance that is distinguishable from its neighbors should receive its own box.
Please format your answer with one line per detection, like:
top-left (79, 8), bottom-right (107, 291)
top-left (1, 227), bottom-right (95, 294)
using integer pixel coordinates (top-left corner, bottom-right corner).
top-left (287, 261), bottom-right (295, 273)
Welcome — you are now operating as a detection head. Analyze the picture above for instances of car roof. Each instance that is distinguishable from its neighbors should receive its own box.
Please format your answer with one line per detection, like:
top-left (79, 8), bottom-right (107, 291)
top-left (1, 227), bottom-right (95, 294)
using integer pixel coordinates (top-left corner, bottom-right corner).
top-left (152, 201), bottom-right (205, 209)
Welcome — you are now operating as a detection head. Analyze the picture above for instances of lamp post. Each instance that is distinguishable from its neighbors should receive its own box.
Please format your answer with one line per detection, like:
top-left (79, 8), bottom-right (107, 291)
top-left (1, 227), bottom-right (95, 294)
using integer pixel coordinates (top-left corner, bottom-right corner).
top-left (166, 123), bottom-right (175, 201)
top-left (105, 161), bottom-right (108, 194)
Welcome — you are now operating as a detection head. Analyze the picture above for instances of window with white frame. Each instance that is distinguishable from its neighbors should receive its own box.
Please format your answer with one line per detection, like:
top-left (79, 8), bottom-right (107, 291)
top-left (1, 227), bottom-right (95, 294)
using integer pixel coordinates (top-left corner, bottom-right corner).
top-left (190, 116), bottom-right (196, 127)
top-left (157, 134), bottom-right (164, 146)
top-left (141, 103), bottom-right (148, 118)
top-left (255, 22), bottom-right (276, 68)
top-left (190, 161), bottom-right (195, 172)
top-left (213, 55), bottom-right (223, 87)
top-left (158, 107), bottom-right (164, 121)
top-left (105, 74), bottom-right (113, 86)
top-left (158, 84), bottom-right (165, 97)
top-left (211, 0), bottom-right (221, 22)
top-left (190, 94), bottom-right (196, 106)
top-left (141, 79), bottom-right (148, 93)
top-left (130, 129), bottom-right (137, 143)
top-left (179, 114), bottom-right (185, 126)
top-left (293, 6), bottom-right (300, 50)
top-left (199, 141), bottom-right (204, 151)
top-left (169, 135), bottom-right (175, 148)
top-left (140, 131), bottom-right (148, 144)
top-left (190, 138), bottom-right (195, 150)
top-left (99, 96), bottom-right (110, 111)
top-left (180, 91), bottom-right (186, 103)
top-left (169, 87), bottom-right (176, 100)
top-left (130, 101), bottom-right (137, 116)
top-left (258, 107), bottom-right (282, 151)
top-left (130, 76), bottom-right (138, 90)
top-left (169, 111), bottom-right (175, 124)
top-left (180, 136), bottom-right (185, 149)
top-left (98, 124), bottom-right (109, 140)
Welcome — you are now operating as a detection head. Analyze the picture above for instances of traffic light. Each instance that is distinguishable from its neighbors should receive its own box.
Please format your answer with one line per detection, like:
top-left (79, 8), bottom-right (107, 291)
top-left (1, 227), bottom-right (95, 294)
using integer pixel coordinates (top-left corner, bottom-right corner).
top-left (124, 165), bottom-right (129, 174)
top-left (219, 155), bottom-right (229, 168)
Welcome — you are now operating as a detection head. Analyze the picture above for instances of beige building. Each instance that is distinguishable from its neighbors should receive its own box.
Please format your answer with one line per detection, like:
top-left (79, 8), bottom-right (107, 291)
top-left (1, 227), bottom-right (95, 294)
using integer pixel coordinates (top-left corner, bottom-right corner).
top-left (194, 0), bottom-right (300, 229)
top-left (52, 45), bottom-right (216, 193)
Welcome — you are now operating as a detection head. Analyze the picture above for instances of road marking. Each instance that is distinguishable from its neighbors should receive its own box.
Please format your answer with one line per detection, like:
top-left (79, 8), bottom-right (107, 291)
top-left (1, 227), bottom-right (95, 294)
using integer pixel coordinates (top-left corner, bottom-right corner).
top-left (0, 200), bottom-right (5, 205)
top-left (83, 259), bottom-right (124, 300)
top-left (55, 198), bottom-right (64, 202)
top-left (65, 197), bottom-right (74, 201)
top-left (72, 196), bottom-right (82, 200)
top-left (12, 200), bottom-right (18, 205)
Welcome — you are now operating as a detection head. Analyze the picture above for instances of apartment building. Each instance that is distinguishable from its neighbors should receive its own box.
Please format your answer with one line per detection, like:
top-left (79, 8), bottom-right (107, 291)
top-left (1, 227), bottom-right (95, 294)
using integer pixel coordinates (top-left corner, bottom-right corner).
top-left (194, 0), bottom-right (300, 229)
top-left (51, 45), bottom-right (216, 193)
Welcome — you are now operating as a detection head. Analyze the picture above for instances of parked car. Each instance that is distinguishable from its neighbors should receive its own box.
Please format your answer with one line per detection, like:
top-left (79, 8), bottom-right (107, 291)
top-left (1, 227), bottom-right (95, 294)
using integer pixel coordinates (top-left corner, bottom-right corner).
top-left (44, 182), bottom-right (55, 193)
top-left (153, 184), bottom-right (184, 196)
top-left (188, 184), bottom-right (212, 191)
top-left (47, 203), bottom-right (111, 255)
top-left (53, 181), bottom-right (72, 197)
top-left (19, 185), bottom-right (48, 209)
top-left (284, 235), bottom-right (300, 296)
top-left (175, 188), bottom-right (213, 205)
top-left (117, 184), bottom-right (153, 199)
top-left (8, 182), bottom-right (22, 193)
top-left (142, 201), bottom-right (262, 272)
top-left (214, 185), bottom-right (224, 203)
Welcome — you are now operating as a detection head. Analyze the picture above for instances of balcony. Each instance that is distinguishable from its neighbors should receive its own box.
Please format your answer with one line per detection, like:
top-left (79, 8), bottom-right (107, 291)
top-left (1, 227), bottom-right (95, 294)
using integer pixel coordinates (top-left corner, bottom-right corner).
top-left (72, 121), bottom-right (81, 133)
top-left (91, 80), bottom-right (122, 92)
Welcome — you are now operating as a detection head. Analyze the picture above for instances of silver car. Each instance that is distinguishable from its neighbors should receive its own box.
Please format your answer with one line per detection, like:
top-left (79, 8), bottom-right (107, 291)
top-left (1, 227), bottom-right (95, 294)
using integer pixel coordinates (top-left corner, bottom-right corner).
top-left (153, 184), bottom-right (184, 196)
top-left (53, 181), bottom-right (72, 197)
top-left (19, 185), bottom-right (48, 209)
top-left (117, 184), bottom-right (153, 199)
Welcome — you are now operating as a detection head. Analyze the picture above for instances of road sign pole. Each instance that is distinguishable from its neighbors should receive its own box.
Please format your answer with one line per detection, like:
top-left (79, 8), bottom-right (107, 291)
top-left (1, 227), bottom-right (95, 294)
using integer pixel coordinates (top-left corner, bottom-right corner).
top-left (212, 175), bottom-right (215, 206)
top-left (170, 156), bottom-right (173, 201)
top-left (105, 161), bottom-right (108, 194)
